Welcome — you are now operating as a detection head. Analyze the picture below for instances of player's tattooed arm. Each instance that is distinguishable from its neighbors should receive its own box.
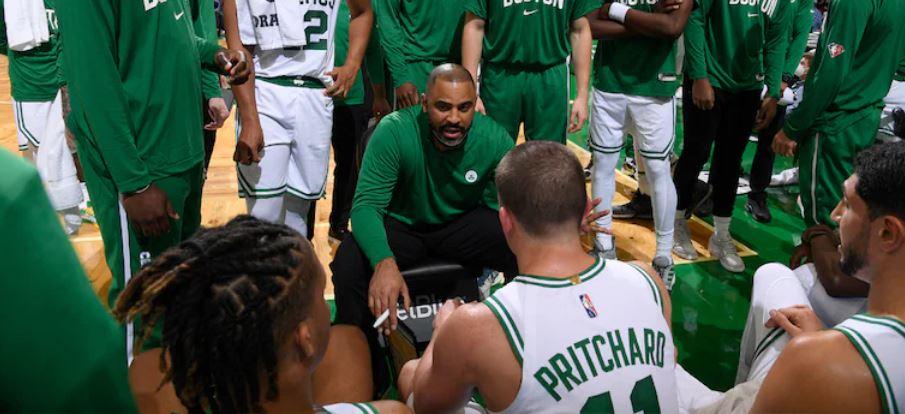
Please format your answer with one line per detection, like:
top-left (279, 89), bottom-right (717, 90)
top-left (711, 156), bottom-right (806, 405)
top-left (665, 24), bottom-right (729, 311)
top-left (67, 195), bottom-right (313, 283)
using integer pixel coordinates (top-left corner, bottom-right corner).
top-left (326, 0), bottom-right (373, 98)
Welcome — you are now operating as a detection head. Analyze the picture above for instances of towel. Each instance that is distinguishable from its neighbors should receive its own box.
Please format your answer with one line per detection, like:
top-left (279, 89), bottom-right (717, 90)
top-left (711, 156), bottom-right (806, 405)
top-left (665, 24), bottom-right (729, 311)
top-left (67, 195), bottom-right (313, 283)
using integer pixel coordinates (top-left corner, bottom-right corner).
top-left (236, 0), bottom-right (306, 51)
top-left (3, 0), bottom-right (50, 52)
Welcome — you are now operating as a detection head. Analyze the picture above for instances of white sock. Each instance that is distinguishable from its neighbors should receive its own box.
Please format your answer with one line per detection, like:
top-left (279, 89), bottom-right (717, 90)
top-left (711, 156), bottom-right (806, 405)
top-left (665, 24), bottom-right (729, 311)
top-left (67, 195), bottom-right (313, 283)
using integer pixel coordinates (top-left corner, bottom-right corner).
top-left (644, 156), bottom-right (677, 258)
top-left (714, 216), bottom-right (732, 240)
top-left (284, 196), bottom-right (312, 237)
top-left (592, 150), bottom-right (620, 251)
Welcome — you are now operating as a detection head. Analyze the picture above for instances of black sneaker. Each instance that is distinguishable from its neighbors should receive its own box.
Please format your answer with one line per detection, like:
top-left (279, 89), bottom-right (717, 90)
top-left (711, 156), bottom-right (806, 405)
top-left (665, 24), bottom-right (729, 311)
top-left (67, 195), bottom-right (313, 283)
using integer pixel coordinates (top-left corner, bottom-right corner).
top-left (746, 192), bottom-right (772, 223)
top-left (328, 226), bottom-right (349, 245)
top-left (686, 180), bottom-right (713, 219)
top-left (613, 191), bottom-right (653, 220)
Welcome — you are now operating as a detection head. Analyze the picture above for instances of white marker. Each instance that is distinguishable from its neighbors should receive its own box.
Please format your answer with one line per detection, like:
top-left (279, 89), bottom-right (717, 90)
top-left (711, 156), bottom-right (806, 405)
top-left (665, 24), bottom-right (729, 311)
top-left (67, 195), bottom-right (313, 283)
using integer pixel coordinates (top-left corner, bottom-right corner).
top-left (372, 309), bottom-right (390, 329)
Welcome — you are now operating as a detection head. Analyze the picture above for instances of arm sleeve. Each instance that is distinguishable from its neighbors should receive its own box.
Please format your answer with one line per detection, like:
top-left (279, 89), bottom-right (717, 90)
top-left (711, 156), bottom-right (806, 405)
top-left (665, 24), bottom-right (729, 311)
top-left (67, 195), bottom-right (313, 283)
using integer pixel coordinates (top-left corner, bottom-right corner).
top-left (683, 0), bottom-right (710, 80)
top-left (763, 0), bottom-right (792, 98)
top-left (365, 21), bottom-right (386, 86)
top-left (192, 0), bottom-right (222, 99)
top-left (350, 123), bottom-right (401, 267)
top-left (373, 0), bottom-right (411, 88)
top-left (783, 1), bottom-right (813, 78)
top-left (784, 0), bottom-right (869, 140)
top-left (55, 0), bottom-right (151, 194)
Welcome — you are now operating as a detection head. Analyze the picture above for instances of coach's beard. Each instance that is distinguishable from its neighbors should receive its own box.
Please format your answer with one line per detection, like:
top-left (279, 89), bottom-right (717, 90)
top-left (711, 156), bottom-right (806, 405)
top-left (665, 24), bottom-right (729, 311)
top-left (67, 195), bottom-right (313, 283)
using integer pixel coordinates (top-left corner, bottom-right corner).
top-left (431, 124), bottom-right (469, 150)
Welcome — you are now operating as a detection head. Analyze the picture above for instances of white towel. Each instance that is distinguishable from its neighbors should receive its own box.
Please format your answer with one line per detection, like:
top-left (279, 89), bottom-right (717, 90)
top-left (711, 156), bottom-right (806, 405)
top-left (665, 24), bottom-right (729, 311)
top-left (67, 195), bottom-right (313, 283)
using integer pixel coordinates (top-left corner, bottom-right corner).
top-left (3, 0), bottom-right (50, 52)
top-left (236, 0), bottom-right (305, 51)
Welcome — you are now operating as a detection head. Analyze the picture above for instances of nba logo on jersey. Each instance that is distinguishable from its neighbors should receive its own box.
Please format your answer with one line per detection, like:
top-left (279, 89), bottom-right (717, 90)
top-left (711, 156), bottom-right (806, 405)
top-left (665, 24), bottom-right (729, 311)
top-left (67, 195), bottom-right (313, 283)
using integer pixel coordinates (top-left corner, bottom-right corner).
top-left (579, 294), bottom-right (598, 318)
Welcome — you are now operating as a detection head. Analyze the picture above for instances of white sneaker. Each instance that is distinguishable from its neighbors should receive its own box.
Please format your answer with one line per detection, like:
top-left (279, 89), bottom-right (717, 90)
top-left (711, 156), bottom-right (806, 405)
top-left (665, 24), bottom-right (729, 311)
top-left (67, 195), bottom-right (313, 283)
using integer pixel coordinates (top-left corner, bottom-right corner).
top-left (770, 168), bottom-right (799, 187)
top-left (672, 217), bottom-right (698, 260)
top-left (708, 234), bottom-right (746, 273)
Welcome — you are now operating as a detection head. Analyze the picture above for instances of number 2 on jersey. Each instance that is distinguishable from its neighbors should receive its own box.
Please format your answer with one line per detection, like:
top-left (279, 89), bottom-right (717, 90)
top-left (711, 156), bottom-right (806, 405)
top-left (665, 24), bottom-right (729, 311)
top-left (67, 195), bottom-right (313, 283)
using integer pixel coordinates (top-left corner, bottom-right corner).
top-left (581, 375), bottom-right (660, 413)
top-left (303, 10), bottom-right (328, 50)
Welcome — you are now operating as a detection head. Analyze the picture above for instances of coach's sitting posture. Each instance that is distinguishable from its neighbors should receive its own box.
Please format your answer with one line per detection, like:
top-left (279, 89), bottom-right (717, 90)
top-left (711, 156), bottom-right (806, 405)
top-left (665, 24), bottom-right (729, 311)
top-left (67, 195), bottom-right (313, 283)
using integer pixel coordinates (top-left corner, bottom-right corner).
top-left (331, 63), bottom-right (516, 382)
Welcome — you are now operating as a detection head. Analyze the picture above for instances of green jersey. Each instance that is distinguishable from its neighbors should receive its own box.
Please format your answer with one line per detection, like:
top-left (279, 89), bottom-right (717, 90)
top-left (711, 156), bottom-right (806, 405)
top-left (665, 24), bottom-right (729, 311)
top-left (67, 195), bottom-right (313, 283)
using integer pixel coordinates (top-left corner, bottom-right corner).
top-left (351, 106), bottom-right (514, 266)
top-left (782, 0), bottom-right (813, 79)
top-left (593, 0), bottom-right (681, 97)
top-left (464, 0), bottom-right (599, 68)
top-left (57, 0), bottom-right (222, 194)
top-left (684, 0), bottom-right (792, 97)
top-left (334, 0), bottom-right (386, 107)
top-left (0, 150), bottom-right (136, 412)
top-left (374, 0), bottom-right (464, 88)
top-left (188, 0), bottom-right (222, 100)
top-left (784, 0), bottom-right (905, 140)
top-left (0, 0), bottom-right (63, 102)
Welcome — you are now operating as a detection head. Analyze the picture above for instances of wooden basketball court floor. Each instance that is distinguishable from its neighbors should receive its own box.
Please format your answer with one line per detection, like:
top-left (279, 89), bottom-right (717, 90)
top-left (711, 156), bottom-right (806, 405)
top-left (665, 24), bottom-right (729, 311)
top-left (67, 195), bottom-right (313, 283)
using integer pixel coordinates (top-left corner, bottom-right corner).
top-left (0, 57), bottom-right (754, 303)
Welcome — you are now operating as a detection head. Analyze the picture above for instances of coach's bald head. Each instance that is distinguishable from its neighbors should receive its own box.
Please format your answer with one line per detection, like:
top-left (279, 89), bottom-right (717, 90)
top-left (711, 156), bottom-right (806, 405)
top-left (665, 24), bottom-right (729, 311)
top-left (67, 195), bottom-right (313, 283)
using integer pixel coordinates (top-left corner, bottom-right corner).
top-left (423, 64), bottom-right (478, 151)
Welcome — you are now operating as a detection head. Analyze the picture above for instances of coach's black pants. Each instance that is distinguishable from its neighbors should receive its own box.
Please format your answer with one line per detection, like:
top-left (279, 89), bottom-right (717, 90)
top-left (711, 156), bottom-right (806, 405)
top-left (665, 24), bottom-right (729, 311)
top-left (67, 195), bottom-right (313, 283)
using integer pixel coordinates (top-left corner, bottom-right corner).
top-left (331, 207), bottom-right (517, 392)
top-left (675, 80), bottom-right (761, 217)
top-left (330, 104), bottom-right (370, 232)
top-left (749, 105), bottom-right (787, 196)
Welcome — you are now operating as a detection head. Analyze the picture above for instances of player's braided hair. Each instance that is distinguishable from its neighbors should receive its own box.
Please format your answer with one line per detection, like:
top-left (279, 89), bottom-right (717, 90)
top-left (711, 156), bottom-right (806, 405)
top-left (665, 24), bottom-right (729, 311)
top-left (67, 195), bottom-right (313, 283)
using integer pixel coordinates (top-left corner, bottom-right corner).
top-left (113, 215), bottom-right (318, 414)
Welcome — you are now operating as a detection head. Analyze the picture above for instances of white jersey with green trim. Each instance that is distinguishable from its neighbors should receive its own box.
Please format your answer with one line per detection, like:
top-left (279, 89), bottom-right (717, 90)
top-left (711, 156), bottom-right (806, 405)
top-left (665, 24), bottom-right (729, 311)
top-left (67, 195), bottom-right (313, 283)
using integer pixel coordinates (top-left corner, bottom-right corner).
top-left (483, 256), bottom-right (678, 413)
top-left (835, 314), bottom-right (905, 414)
top-left (252, 0), bottom-right (340, 85)
top-left (321, 402), bottom-right (378, 414)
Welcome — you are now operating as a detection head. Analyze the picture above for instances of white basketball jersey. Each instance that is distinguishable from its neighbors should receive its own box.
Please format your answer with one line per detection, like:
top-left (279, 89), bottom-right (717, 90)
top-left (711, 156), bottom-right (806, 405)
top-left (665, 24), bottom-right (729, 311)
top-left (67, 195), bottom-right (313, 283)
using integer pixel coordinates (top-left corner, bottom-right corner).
top-left (253, 0), bottom-right (340, 84)
top-left (835, 314), bottom-right (905, 414)
top-left (485, 257), bottom-right (678, 413)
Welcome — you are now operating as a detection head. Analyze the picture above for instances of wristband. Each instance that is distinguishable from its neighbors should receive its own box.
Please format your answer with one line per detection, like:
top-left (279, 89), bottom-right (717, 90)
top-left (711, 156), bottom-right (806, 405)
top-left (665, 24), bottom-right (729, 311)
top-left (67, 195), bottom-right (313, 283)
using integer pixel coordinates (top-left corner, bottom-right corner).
top-left (608, 3), bottom-right (630, 23)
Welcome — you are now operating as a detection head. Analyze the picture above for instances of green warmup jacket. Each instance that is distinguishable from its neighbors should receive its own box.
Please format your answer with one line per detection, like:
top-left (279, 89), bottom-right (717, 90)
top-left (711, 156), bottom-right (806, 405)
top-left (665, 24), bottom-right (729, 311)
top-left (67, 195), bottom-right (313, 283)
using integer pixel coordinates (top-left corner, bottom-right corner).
top-left (0, 0), bottom-right (62, 102)
top-left (782, 0), bottom-right (813, 80)
top-left (784, 0), bottom-right (905, 140)
top-left (464, 0), bottom-right (599, 68)
top-left (56, 0), bottom-right (222, 194)
top-left (373, 0), bottom-right (463, 88)
top-left (188, 0), bottom-right (222, 100)
top-left (0, 150), bottom-right (136, 412)
top-left (593, 1), bottom-right (682, 98)
top-left (351, 106), bottom-right (514, 267)
top-left (684, 0), bottom-right (792, 98)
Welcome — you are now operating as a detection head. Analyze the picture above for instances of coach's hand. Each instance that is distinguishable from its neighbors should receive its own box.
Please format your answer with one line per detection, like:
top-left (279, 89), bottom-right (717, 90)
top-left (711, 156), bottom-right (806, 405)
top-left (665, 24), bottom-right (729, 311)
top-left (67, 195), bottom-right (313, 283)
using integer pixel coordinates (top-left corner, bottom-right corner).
top-left (395, 82), bottom-right (420, 109)
top-left (772, 130), bottom-right (797, 157)
top-left (123, 184), bottom-right (178, 238)
top-left (325, 65), bottom-right (359, 98)
top-left (234, 121), bottom-right (264, 165)
top-left (754, 97), bottom-right (778, 132)
top-left (215, 48), bottom-right (252, 85)
top-left (766, 305), bottom-right (824, 337)
top-left (370, 258), bottom-right (412, 335)
top-left (569, 93), bottom-right (588, 133)
top-left (692, 78), bottom-right (715, 110)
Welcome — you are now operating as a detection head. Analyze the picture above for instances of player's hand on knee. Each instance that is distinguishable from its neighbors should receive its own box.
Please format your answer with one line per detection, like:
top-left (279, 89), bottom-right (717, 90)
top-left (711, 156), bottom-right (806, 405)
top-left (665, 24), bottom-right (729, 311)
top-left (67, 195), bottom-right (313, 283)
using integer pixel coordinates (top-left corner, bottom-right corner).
top-left (789, 242), bottom-right (810, 268)
top-left (692, 78), bottom-right (715, 110)
top-left (325, 65), bottom-right (359, 98)
top-left (569, 98), bottom-right (588, 133)
top-left (754, 97), bottom-right (778, 132)
top-left (475, 96), bottom-right (487, 115)
top-left (771, 130), bottom-right (797, 157)
top-left (369, 258), bottom-right (411, 335)
top-left (233, 124), bottom-right (264, 165)
top-left (215, 48), bottom-right (252, 85)
top-left (122, 184), bottom-right (179, 238)
top-left (767, 305), bottom-right (824, 337)
top-left (395, 83), bottom-right (420, 109)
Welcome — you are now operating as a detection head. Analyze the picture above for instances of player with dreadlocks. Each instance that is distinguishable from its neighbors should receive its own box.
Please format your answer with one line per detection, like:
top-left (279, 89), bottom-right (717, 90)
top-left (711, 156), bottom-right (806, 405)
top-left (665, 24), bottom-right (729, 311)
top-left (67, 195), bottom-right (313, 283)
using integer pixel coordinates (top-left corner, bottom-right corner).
top-left (113, 215), bottom-right (408, 414)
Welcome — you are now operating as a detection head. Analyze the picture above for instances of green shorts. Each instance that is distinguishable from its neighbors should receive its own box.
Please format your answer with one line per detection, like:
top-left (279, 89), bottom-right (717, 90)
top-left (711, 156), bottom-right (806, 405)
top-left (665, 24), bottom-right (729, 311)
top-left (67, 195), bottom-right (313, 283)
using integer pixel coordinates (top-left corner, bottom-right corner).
top-left (79, 146), bottom-right (203, 355)
top-left (798, 110), bottom-right (881, 226)
top-left (480, 62), bottom-right (569, 143)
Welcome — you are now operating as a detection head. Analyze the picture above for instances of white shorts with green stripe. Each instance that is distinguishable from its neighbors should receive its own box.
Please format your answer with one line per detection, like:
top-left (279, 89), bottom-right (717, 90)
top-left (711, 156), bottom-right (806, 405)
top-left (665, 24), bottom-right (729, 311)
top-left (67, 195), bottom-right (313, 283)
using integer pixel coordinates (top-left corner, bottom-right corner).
top-left (237, 79), bottom-right (332, 200)
top-left (589, 89), bottom-right (676, 160)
